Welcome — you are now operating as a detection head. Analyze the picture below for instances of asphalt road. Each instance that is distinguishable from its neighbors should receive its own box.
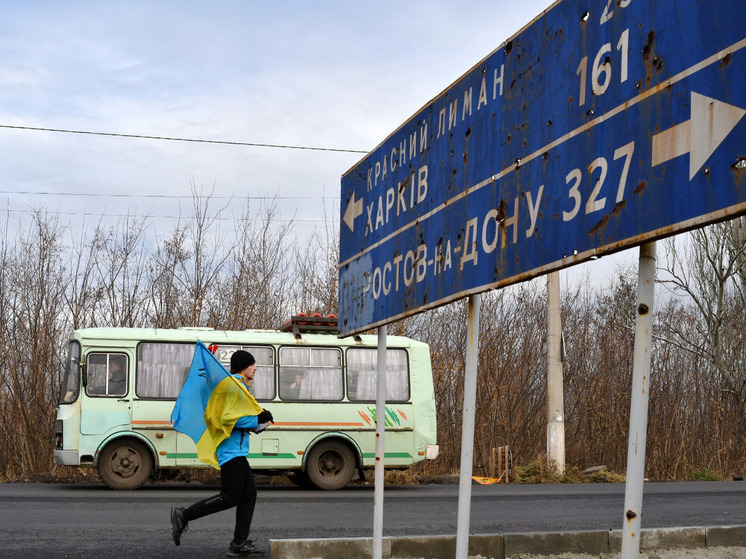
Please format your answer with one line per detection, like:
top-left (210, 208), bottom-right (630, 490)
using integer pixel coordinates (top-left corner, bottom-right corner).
top-left (0, 480), bottom-right (744, 558)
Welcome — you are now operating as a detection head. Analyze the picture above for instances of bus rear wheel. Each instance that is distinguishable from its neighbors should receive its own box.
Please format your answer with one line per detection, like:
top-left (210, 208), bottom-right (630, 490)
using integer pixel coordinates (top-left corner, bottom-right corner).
top-left (305, 440), bottom-right (356, 490)
top-left (98, 439), bottom-right (152, 490)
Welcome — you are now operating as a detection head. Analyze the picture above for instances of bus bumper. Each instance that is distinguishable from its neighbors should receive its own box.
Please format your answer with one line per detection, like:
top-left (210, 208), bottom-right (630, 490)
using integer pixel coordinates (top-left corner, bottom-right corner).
top-left (54, 450), bottom-right (79, 466)
top-left (425, 445), bottom-right (439, 460)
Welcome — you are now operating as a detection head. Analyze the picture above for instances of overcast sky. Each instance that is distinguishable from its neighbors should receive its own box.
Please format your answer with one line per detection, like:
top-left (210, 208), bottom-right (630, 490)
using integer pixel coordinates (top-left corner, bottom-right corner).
top-left (0, 0), bottom-right (638, 280)
top-left (0, 1), bottom-right (557, 223)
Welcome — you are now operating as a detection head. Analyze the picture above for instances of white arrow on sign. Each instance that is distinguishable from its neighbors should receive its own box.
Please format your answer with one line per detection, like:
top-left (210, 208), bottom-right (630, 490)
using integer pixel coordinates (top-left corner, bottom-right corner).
top-left (652, 91), bottom-right (745, 180)
top-left (343, 191), bottom-right (364, 232)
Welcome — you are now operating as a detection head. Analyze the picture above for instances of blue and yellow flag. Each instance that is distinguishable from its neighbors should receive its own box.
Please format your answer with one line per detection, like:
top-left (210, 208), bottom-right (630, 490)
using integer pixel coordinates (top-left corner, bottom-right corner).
top-left (170, 341), bottom-right (263, 468)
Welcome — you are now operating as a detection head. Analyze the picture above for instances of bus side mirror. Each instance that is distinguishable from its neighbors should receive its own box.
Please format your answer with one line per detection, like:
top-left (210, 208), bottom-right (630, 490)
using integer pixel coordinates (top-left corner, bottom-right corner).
top-left (80, 361), bottom-right (88, 387)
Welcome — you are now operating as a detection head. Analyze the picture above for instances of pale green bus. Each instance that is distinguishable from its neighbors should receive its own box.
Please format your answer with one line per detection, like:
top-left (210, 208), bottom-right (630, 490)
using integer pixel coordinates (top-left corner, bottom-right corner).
top-left (54, 317), bottom-right (439, 490)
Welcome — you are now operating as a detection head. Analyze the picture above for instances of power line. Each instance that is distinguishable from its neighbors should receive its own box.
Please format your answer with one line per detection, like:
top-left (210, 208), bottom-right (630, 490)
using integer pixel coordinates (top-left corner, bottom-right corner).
top-left (0, 123), bottom-right (369, 154)
top-left (1, 206), bottom-right (337, 223)
top-left (0, 190), bottom-right (340, 200)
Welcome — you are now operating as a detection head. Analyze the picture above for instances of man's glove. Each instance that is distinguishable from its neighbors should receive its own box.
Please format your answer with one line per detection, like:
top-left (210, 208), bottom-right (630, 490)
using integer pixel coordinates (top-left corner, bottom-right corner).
top-left (257, 409), bottom-right (274, 424)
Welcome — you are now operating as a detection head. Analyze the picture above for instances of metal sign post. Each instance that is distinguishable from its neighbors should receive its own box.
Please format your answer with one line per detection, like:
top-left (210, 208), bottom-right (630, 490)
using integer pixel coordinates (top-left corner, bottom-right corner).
top-left (455, 294), bottom-right (481, 559)
top-left (373, 326), bottom-right (387, 559)
top-left (621, 242), bottom-right (656, 558)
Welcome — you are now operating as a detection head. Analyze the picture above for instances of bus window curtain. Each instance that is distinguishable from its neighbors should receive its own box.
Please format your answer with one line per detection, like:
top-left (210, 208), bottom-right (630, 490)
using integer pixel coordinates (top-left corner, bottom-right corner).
top-left (299, 368), bottom-right (343, 400)
top-left (251, 366), bottom-right (274, 400)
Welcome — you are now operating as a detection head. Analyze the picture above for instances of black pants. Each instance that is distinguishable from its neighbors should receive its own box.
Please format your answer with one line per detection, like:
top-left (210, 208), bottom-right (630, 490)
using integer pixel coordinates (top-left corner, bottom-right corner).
top-left (182, 456), bottom-right (257, 544)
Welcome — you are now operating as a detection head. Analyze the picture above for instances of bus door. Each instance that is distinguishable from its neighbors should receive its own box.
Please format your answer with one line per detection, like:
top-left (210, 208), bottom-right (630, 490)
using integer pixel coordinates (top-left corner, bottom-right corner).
top-left (81, 351), bottom-right (132, 437)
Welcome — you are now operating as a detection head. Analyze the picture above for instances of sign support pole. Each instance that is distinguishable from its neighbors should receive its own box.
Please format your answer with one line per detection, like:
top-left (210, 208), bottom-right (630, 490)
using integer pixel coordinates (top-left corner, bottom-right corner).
top-left (373, 325), bottom-right (388, 559)
top-left (621, 242), bottom-right (657, 559)
top-left (455, 294), bottom-right (481, 559)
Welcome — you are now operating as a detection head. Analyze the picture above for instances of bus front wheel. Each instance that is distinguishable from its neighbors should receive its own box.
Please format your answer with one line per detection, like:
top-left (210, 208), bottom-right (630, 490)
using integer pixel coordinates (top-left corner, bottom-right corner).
top-left (305, 440), bottom-right (356, 490)
top-left (98, 439), bottom-right (152, 490)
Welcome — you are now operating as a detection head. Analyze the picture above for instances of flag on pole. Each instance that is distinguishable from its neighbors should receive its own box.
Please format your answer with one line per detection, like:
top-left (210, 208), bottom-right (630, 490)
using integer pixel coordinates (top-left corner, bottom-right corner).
top-left (170, 341), bottom-right (263, 468)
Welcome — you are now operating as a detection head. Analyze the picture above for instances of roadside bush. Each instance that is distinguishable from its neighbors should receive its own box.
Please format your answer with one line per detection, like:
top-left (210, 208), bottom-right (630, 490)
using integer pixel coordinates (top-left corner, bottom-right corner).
top-left (689, 468), bottom-right (724, 481)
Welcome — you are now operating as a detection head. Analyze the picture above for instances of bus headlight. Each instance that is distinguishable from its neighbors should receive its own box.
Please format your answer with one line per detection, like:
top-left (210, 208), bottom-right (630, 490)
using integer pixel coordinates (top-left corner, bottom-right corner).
top-left (425, 444), bottom-right (439, 460)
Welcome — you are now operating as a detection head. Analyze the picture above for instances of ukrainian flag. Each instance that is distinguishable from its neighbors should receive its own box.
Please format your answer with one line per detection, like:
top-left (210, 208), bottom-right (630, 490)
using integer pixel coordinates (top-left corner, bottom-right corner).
top-left (171, 341), bottom-right (263, 468)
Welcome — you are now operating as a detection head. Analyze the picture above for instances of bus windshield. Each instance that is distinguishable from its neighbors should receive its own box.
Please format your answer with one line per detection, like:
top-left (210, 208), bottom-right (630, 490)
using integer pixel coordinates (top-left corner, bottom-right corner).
top-left (59, 341), bottom-right (81, 404)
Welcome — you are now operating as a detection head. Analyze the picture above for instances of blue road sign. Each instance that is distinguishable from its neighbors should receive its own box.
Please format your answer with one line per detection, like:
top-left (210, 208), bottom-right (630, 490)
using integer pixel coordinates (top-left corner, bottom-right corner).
top-left (339, 0), bottom-right (746, 336)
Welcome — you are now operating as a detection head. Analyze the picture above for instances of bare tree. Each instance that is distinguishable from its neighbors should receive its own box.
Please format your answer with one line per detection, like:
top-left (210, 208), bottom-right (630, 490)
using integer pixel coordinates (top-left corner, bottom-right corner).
top-left (148, 224), bottom-right (189, 329)
top-left (0, 210), bottom-right (69, 478)
top-left (92, 214), bottom-right (150, 327)
top-left (213, 195), bottom-right (295, 330)
top-left (661, 221), bottom-right (746, 416)
top-left (563, 269), bottom-right (637, 471)
top-left (291, 203), bottom-right (339, 317)
top-left (405, 302), bottom-right (468, 472)
top-left (474, 283), bottom-right (548, 470)
top-left (65, 220), bottom-right (107, 330)
top-left (178, 183), bottom-right (235, 326)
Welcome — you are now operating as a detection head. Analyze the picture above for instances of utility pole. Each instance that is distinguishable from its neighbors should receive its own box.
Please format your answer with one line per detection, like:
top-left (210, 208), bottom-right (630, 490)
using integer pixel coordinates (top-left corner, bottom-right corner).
top-left (547, 271), bottom-right (565, 474)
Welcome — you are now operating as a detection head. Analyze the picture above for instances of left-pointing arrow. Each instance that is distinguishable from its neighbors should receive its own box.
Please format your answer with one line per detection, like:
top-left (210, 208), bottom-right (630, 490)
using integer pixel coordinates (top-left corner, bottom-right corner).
top-left (652, 91), bottom-right (746, 180)
top-left (343, 191), bottom-right (364, 232)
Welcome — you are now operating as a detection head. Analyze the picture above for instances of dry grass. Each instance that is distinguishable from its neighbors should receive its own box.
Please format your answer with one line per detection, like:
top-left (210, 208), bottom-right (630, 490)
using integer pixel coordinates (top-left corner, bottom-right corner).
top-left (514, 454), bottom-right (626, 484)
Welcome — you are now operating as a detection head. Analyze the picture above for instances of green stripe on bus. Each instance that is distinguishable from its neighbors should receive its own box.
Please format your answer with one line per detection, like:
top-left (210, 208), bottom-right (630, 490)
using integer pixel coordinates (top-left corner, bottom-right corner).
top-left (362, 452), bottom-right (413, 459)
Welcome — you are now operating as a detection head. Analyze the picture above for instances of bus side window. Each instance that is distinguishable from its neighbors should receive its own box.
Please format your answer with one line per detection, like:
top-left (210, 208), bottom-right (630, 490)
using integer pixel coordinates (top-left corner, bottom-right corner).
top-left (136, 342), bottom-right (193, 398)
top-left (346, 348), bottom-right (410, 402)
top-left (244, 346), bottom-right (275, 401)
top-left (86, 353), bottom-right (128, 397)
top-left (213, 345), bottom-right (276, 401)
top-left (279, 347), bottom-right (343, 401)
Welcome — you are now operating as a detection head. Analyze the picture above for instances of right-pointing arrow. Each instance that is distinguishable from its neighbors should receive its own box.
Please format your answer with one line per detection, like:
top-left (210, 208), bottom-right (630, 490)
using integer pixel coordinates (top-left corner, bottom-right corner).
top-left (652, 91), bottom-right (746, 180)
